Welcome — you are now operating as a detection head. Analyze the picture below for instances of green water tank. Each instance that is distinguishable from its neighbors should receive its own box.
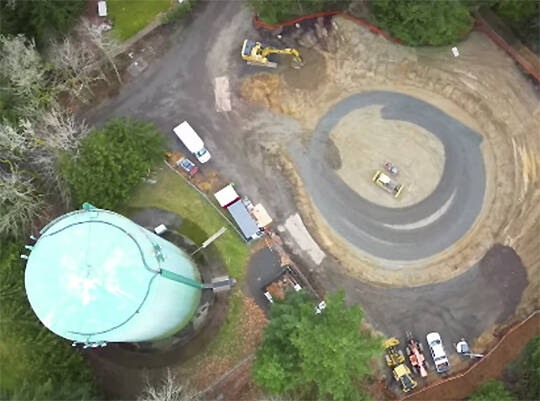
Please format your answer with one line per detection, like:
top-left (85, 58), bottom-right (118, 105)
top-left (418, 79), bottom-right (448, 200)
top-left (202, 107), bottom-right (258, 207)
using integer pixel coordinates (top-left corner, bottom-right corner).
top-left (24, 207), bottom-right (202, 344)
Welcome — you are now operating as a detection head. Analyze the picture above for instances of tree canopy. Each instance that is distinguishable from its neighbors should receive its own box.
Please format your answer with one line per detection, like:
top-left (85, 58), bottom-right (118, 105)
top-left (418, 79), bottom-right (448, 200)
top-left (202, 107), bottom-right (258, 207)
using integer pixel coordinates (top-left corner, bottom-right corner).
top-left (505, 335), bottom-right (540, 401)
top-left (252, 290), bottom-right (381, 400)
top-left (0, 0), bottom-right (86, 45)
top-left (468, 379), bottom-right (515, 401)
top-left (372, 0), bottom-right (474, 46)
top-left (0, 239), bottom-right (98, 400)
top-left (248, 0), bottom-right (349, 25)
top-left (61, 118), bottom-right (165, 210)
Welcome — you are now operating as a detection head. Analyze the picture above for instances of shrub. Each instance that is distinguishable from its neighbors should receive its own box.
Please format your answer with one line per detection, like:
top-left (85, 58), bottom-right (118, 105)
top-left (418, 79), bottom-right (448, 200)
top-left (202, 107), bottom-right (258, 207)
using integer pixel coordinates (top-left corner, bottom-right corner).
top-left (248, 0), bottom-right (349, 26)
top-left (161, 0), bottom-right (199, 25)
top-left (468, 379), bottom-right (514, 401)
top-left (372, 0), bottom-right (474, 46)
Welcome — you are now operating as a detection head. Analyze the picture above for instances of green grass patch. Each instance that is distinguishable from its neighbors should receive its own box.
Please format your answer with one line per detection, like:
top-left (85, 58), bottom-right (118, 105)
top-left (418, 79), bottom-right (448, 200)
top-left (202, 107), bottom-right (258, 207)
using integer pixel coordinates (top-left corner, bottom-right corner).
top-left (128, 167), bottom-right (249, 279)
top-left (108, 0), bottom-right (171, 40)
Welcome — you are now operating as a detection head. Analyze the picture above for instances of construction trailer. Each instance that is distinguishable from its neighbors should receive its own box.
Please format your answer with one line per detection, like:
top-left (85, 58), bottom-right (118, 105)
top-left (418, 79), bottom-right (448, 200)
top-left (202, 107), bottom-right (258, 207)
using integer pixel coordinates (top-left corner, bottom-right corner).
top-left (214, 184), bottom-right (262, 241)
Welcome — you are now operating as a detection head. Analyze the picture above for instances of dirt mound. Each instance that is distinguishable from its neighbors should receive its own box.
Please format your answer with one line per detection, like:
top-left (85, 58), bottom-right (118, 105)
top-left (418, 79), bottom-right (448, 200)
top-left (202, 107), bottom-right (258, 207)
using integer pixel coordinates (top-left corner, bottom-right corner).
top-left (241, 74), bottom-right (291, 115)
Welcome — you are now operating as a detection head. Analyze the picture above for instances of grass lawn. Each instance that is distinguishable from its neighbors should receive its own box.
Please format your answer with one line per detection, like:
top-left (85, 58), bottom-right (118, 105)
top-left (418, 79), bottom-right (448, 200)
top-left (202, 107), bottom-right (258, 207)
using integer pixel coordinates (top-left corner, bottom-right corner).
top-left (128, 167), bottom-right (249, 280)
top-left (108, 0), bottom-right (172, 40)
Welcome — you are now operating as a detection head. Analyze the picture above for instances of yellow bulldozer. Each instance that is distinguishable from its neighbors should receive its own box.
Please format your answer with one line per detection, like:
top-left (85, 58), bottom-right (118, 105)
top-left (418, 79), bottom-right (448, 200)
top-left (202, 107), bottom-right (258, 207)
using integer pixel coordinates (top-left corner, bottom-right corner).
top-left (241, 39), bottom-right (303, 69)
top-left (384, 338), bottom-right (418, 393)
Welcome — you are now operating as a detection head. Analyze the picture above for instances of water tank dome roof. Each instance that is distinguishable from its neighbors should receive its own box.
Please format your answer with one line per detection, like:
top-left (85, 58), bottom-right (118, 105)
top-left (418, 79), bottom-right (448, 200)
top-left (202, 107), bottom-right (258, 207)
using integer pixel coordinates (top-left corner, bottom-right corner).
top-left (24, 208), bottom-right (201, 343)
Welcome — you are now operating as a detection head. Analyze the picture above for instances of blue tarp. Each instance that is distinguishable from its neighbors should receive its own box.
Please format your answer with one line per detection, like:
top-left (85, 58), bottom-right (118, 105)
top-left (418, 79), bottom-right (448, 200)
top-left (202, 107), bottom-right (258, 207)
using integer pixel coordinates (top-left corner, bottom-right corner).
top-left (227, 201), bottom-right (259, 240)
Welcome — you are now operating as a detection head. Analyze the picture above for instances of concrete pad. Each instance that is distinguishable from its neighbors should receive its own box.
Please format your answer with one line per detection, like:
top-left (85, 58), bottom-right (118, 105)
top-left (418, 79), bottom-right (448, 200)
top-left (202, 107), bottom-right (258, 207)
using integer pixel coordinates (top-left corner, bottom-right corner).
top-left (280, 213), bottom-right (325, 265)
top-left (214, 76), bottom-right (231, 112)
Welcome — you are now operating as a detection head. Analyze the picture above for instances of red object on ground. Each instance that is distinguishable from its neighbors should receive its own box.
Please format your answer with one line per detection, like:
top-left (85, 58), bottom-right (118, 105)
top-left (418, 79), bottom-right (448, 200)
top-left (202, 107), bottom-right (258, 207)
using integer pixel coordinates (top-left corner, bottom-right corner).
top-left (253, 11), bottom-right (403, 44)
top-left (406, 335), bottom-right (428, 378)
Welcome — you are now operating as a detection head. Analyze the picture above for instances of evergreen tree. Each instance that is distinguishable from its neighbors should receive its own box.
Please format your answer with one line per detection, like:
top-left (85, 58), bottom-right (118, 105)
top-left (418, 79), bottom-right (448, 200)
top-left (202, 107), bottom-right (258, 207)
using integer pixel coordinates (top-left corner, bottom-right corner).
top-left (0, 0), bottom-right (86, 45)
top-left (372, 0), bottom-right (473, 46)
top-left (60, 118), bottom-right (165, 210)
top-left (468, 379), bottom-right (514, 401)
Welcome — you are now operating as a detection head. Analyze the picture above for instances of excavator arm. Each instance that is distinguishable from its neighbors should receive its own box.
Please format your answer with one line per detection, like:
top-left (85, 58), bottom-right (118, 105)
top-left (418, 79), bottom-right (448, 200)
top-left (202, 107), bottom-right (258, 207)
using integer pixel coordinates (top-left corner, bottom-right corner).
top-left (260, 47), bottom-right (303, 64)
top-left (241, 39), bottom-right (303, 68)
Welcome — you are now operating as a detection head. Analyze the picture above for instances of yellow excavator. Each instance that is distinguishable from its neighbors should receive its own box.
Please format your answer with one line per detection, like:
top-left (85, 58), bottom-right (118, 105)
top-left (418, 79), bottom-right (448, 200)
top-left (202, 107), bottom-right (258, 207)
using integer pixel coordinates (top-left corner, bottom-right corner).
top-left (241, 39), bottom-right (304, 69)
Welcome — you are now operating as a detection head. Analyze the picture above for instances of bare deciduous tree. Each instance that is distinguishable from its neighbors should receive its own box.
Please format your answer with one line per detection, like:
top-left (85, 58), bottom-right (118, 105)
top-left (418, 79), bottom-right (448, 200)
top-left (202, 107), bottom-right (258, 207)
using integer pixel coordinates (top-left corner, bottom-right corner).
top-left (34, 107), bottom-right (89, 151)
top-left (0, 169), bottom-right (44, 238)
top-left (0, 119), bottom-right (30, 160)
top-left (0, 35), bottom-right (47, 110)
top-left (139, 369), bottom-right (196, 401)
top-left (49, 36), bottom-right (108, 104)
top-left (79, 18), bottom-right (123, 85)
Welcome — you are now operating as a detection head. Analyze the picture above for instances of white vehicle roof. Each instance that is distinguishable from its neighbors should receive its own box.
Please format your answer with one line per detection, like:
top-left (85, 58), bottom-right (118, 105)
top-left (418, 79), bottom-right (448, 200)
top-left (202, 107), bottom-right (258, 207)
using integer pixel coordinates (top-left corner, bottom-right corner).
top-left (427, 332), bottom-right (447, 359)
top-left (173, 121), bottom-right (204, 152)
top-left (214, 184), bottom-right (240, 207)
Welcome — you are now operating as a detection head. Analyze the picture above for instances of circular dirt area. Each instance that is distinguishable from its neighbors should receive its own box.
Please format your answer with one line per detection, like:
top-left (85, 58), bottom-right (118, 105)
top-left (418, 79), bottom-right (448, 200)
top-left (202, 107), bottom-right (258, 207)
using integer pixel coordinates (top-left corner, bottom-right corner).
top-left (291, 91), bottom-right (485, 261)
top-left (330, 106), bottom-right (445, 208)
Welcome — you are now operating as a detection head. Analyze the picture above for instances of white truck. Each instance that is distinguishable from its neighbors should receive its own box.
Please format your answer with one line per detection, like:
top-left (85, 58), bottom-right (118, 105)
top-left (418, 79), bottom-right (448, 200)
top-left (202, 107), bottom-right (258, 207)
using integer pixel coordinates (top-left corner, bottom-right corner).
top-left (426, 332), bottom-right (450, 373)
top-left (173, 121), bottom-right (211, 163)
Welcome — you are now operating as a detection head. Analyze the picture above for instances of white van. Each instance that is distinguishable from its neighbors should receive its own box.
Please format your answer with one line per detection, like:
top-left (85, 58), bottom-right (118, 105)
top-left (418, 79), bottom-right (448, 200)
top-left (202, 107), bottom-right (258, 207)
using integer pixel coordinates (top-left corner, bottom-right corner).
top-left (173, 121), bottom-right (211, 163)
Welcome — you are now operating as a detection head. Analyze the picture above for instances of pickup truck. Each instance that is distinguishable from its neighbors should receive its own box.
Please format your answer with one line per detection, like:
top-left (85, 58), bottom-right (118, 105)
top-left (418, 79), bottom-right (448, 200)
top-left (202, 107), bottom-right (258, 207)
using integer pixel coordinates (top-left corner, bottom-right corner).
top-left (426, 332), bottom-right (450, 373)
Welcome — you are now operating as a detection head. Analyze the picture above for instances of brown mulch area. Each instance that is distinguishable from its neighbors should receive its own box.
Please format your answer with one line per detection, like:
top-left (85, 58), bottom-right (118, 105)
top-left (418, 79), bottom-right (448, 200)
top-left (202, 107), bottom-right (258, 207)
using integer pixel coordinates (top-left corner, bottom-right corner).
top-left (188, 294), bottom-right (268, 394)
top-left (404, 313), bottom-right (540, 401)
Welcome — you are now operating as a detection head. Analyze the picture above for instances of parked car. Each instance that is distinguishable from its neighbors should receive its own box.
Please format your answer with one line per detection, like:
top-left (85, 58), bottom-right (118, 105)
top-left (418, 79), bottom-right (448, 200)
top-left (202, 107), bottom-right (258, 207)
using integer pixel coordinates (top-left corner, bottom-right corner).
top-left (384, 160), bottom-right (399, 176)
top-left (176, 157), bottom-right (198, 176)
top-left (426, 332), bottom-right (450, 373)
top-left (173, 121), bottom-right (211, 163)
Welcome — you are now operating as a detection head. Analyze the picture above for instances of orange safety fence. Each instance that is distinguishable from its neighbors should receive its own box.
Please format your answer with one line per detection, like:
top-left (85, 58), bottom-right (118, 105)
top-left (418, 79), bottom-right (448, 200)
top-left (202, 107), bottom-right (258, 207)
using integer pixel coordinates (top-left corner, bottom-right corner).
top-left (253, 11), bottom-right (403, 44)
top-left (399, 310), bottom-right (540, 401)
top-left (474, 19), bottom-right (540, 84)
top-left (253, 12), bottom-right (539, 84)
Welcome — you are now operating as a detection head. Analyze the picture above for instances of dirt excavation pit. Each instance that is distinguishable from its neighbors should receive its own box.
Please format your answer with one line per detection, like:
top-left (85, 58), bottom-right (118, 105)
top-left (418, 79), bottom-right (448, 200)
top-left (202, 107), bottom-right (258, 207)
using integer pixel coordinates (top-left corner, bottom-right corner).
top-left (282, 48), bottom-right (327, 90)
top-left (329, 105), bottom-right (445, 208)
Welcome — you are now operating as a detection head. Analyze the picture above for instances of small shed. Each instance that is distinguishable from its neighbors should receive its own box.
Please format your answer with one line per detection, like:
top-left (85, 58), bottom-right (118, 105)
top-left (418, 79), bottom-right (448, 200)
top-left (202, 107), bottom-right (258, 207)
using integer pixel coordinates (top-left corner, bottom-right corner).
top-left (97, 1), bottom-right (107, 17)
